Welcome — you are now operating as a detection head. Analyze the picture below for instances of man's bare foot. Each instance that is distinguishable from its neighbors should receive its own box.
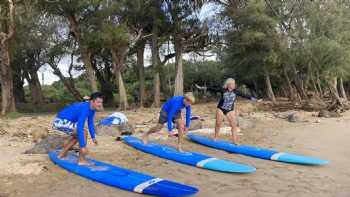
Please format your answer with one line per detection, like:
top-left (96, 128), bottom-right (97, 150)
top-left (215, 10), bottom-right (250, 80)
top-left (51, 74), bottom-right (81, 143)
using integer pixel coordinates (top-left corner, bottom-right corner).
top-left (58, 152), bottom-right (67, 159)
top-left (177, 146), bottom-right (184, 152)
top-left (142, 135), bottom-right (149, 144)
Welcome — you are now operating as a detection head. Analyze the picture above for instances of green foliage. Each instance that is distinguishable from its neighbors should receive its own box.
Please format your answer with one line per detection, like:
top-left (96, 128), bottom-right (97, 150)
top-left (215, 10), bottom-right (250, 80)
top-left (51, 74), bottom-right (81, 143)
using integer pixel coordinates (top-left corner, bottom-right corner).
top-left (224, 0), bottom-right (281, 82)
top-left (161, 60), bottom-right (226, 94)
top-left (42, 74), bottom-right (92, 103)
top-left (100, 23), bottom-right (129, 50)
top-left (36, 0), bottom-right (103, 16)
top-left (5, 0), bottom-right (350, 112)
top-left (219, 0), bottom-right (350, 99)
top-left (184, 60), bottom-right (225, 88)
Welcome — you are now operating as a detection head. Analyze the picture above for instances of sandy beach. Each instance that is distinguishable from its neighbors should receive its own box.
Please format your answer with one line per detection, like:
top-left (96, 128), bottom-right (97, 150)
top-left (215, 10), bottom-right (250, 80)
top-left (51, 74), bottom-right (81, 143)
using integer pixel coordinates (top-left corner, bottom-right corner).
top-left (0, 102), bottom-right (349, 197)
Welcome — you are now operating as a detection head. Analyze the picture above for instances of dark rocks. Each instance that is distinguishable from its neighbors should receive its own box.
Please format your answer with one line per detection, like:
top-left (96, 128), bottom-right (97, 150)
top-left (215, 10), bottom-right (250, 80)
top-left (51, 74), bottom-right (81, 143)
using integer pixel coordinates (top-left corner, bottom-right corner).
top-left (302, 94), bottom-right (327, 111)
top-left (189, 118), bottom-right (203, 130)
top-left (31, 129), bottom-right (49, 143)
top-left (318, 110), bottom-right (341, 118)
top-left (287, 112), bottom-right (305, 122)
top-left (24, 135), bottom-right (66, 154)
top-left (96, 123), bottom-right (135, 137)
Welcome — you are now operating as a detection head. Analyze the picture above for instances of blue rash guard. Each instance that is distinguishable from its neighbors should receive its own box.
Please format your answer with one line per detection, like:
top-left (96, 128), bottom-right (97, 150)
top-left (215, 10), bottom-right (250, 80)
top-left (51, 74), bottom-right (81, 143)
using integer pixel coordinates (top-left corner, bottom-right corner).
top-left (56, 102), bottom-right (96, 148)
top-left (161, 96), bottom-right (191, 131)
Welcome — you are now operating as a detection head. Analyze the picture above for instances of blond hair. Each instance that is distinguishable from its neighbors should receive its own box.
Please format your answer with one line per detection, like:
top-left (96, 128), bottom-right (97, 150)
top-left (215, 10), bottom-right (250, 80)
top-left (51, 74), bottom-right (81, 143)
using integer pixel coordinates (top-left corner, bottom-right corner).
top-left (184, 92), bottom-right (195, 104)
top-left (223, 78), bottom-right (236, 89)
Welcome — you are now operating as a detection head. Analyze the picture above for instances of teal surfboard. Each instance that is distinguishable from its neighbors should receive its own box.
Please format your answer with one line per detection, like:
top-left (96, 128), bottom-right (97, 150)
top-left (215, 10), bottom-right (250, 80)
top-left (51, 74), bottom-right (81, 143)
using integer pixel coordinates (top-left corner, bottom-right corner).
top-left (187, 134), bottom-right (329, 165)
top-left (122, 136), bottom-right (256, 173)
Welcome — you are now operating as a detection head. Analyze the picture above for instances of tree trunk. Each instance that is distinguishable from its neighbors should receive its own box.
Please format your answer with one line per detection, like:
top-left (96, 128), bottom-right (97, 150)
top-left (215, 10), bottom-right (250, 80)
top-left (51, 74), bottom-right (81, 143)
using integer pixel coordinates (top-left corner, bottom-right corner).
top-left (174, 34), bottom-right (184, 96)
top-left (91, 61), bottom-right (114, 105)
top-left (328, 78), bottom-right (341, 101)
top-left (339, 77), bottom-right (348, 101)
top-left (332, 77), bottom-right (338, 96)
top-left (98, 80), bottom-right (114, 105)
top-left (151, 19), bottom-right (161, 107)
top-left (316, 71), bottom-right (323, 98)
top-left (49, 63), bottom-right (83, 100)
top-left (327, 77), bottom-right (344, 110)
top-left (292, 67), bottom-right (308, 100)
top-left (283, 67), bottom-right (298, 102)
top-left (153, 73), bottom-right (161, 107)
top-left (13, 81), bottom-right (25, 103)
top-left (310, 72), bottom-right (320, 98)
top-left (82, 49), bottom-right (98, 92)
top-left (136, 40), bottom-right (146, 108)
top-left (116, 68), bottom-right (129, 110)
top-left (304, 63), bottom-right (312, 96)
top-left (0, 41), bottom-right (16, 115)
top-left (252, 79), bottom-right (260, 97)
top-left (26, 70), bottom-right (44, 105)
top-left (111, 50), bottom-right (128, 110)
top-left (0, 0), bottom-right (16, 115)
top-left (67, 14), bottom-right (98, 92)
top-left (13, 69), bottom-right (25, 103)
top-left (265, 70), bottom-right (276, 104)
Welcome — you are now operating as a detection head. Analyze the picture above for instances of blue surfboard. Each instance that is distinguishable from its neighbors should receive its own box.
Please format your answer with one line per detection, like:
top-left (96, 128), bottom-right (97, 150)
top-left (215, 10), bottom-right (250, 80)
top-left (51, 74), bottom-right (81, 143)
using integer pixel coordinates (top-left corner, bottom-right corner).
top-left (49, 150), bottom-right (198, 197)
top-left (187, 134), bottom-right (329, 166)
top-left (122, 136), bottom-right (256, 173)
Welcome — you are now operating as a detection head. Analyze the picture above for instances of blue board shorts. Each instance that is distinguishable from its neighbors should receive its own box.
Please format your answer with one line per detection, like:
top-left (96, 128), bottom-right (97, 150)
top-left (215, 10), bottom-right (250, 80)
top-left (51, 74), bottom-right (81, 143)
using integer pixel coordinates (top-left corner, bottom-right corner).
top-left (52, 117), bottom-right (77, 135)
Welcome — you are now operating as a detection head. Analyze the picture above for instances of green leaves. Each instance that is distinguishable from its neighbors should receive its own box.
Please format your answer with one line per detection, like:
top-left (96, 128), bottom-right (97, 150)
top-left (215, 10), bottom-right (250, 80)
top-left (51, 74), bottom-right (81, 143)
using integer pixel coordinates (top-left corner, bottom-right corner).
top-left (100, 22), bottom-right (129, 50)
top-left (224, 0), bottom-right (280, 81)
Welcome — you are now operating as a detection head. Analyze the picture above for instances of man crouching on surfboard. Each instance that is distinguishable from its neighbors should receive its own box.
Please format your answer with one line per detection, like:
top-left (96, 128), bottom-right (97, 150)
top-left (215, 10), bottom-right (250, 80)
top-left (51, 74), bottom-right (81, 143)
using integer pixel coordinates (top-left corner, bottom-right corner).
top-left (53, 92), bottom-right (104, 165)
top-left (142, 92), bottom-right (195, 152)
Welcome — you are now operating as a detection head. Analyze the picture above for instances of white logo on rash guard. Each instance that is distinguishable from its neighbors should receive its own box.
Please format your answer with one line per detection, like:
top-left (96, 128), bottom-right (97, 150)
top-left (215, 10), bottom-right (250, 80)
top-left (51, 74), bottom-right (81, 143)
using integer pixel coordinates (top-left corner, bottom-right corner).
top-left (221, 91), bottom-right (236, 110)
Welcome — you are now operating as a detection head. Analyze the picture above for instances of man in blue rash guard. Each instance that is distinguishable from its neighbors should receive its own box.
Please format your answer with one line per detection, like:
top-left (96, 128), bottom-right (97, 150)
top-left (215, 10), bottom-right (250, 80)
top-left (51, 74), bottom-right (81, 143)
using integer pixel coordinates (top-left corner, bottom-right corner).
top-left (53, 92), bottom-right (104, 165)
top-left (142, 92), bottom-right (195, 152)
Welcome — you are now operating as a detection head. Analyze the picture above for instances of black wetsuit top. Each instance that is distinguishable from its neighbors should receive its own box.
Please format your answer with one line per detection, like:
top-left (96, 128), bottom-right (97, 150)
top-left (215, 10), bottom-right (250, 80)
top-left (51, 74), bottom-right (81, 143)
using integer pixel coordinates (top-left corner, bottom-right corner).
top-left (207, 87), bottom-right (255, 114)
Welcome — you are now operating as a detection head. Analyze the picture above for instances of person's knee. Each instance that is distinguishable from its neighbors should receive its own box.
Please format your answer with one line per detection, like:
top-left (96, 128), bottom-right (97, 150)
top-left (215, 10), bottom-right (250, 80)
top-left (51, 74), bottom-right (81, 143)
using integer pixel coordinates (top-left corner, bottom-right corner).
top-left (228, 117), bottom-right (236, 126)
top-left (176, 120), bottom-right (184, 129)
top-left (178, 124), bottom-right (185, 131)
top-left (80, 147), bottom-right (88, 155)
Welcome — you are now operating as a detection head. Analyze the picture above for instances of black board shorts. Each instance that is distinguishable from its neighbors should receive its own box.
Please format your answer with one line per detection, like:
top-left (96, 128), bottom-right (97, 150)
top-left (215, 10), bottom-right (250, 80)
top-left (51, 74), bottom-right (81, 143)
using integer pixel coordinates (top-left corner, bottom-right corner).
top-left (158, 110), bottom-right (181, 124)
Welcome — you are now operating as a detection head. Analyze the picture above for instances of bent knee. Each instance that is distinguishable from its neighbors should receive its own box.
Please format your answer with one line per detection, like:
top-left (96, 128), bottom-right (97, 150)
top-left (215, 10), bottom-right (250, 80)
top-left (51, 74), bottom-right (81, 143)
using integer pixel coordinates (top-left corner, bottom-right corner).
top-left (80, 147), bottom-right (88, 154)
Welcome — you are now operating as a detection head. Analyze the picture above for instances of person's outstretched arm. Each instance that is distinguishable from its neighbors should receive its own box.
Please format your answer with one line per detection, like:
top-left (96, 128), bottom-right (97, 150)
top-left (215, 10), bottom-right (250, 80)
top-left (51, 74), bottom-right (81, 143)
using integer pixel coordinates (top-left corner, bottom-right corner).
top-left (235, 90), bottom-right (261, 101)
top-left (195, 84), bottom-right (223, 93)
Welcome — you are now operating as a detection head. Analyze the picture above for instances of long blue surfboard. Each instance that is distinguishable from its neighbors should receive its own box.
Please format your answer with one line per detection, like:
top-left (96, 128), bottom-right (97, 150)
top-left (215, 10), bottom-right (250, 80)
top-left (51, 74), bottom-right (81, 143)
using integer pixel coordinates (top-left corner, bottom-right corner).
top-left (122, 136), bottom-right (256, 173)
top-left (49, 150), bottom-right (198, 197)
top-left (187, 134), bottom-right (329, 166)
